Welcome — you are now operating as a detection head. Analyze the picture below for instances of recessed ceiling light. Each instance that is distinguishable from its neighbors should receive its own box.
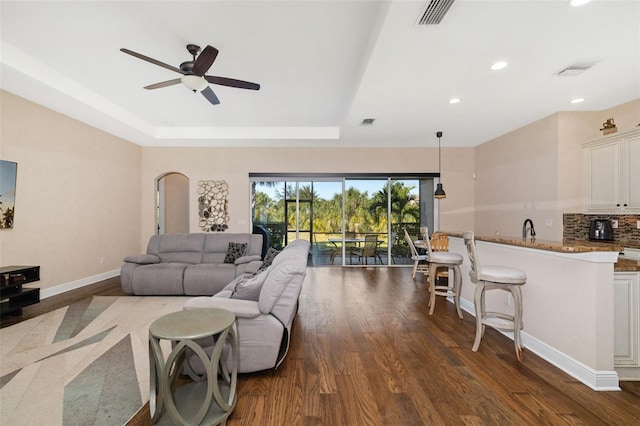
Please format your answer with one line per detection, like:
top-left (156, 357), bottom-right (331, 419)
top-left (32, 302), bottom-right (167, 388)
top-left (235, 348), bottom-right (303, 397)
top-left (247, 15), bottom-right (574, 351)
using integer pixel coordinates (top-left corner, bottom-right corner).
top-left (491, 61), bottom-right (508, 71)
top-left (449, 98), bottom-right (461, 104)
top-left (571, 98), bottom-right (586, 104)
top-left (570, 0), bottom-right (592, 7)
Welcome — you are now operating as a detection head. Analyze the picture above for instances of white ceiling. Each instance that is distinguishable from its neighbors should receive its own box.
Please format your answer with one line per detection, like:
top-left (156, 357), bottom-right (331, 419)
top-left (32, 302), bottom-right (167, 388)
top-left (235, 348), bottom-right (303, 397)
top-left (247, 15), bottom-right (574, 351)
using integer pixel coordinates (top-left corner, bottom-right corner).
top-left (1, 0), bottom-right (639, 148)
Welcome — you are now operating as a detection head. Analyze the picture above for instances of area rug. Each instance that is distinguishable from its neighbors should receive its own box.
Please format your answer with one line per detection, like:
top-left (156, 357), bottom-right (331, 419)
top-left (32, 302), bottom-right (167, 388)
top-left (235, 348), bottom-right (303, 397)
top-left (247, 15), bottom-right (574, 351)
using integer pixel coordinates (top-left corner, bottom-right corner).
top-left (0, 296), bottom-right (191, 426)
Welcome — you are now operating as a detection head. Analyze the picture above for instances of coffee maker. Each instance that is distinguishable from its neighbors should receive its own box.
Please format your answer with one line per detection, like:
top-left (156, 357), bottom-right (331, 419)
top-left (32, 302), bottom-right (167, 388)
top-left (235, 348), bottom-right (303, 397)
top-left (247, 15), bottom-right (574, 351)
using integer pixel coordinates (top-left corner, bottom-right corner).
top-left (589, 219), bottom-right (614, 241)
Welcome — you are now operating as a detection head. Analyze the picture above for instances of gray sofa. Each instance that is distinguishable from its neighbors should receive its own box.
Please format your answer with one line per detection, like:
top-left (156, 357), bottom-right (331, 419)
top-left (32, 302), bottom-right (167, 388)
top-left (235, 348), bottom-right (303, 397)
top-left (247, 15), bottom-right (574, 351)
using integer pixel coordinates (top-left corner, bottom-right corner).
top-left (121, 233), bottom-right (264, 296)
top-left (184, 239), bottom-right (310, 373)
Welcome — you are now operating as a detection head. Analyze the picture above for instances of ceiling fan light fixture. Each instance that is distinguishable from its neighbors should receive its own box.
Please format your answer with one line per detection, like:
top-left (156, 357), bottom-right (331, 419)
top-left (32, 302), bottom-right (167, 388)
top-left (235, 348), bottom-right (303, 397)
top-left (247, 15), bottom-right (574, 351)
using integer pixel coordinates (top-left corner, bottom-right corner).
top-left (181, 75), bottom-right (208, 92)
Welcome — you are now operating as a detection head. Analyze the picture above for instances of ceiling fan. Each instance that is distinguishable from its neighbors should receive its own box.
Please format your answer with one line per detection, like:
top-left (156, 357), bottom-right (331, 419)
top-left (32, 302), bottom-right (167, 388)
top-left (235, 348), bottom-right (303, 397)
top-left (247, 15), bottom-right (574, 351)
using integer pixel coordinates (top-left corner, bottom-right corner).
top-left (120, 44), bottom-right (260, 105)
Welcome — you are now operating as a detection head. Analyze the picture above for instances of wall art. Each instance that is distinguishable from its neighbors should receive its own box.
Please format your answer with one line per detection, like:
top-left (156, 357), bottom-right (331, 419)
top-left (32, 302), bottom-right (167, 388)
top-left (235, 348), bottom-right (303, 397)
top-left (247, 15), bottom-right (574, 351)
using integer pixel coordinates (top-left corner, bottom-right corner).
top-left (198, 180), bottom-right (229, 232)
top-left (0, 160), bottom-right (17, 229)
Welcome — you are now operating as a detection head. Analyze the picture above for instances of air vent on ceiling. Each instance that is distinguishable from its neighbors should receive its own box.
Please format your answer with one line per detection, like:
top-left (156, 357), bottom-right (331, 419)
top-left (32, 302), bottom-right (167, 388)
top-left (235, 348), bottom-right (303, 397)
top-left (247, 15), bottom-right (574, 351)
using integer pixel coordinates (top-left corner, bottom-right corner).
top-left (361, 118), bottom-right (375, 126)
top-left (417, 0), bottom-right (456, 25)
top-left (556, 62), bottom-right (596, 77)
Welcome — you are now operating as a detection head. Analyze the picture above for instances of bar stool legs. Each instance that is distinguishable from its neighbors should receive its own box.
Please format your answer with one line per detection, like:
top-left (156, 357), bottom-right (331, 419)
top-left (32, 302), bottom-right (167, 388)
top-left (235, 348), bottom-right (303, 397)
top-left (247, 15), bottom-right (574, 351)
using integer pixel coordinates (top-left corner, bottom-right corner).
top-left (421, 227), bottom-right (464, 319)
top-left (463, 231), bottom-right (527, 362)
top-left (428, 262), bottom-right (463, 319)
top-left (472, 282), bottom-right (525, 361)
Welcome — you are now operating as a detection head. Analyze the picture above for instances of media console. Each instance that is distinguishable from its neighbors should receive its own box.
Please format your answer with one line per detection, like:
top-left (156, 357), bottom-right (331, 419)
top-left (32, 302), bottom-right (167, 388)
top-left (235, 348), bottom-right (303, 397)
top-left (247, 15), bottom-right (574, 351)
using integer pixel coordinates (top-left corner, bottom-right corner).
top-left (0, 265), bottom-right (40, 316)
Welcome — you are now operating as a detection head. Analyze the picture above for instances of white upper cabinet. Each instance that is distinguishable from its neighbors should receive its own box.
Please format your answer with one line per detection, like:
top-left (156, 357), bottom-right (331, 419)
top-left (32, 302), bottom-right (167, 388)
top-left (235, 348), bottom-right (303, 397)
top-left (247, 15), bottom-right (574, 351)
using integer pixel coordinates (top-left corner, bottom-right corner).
top-left (583, 128), bottom-right (640, 213)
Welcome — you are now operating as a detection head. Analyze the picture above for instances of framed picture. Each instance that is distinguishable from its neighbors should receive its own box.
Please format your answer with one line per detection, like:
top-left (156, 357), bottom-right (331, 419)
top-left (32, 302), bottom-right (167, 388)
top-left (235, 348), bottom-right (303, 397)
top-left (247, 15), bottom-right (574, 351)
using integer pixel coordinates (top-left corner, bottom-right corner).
top-left (0, 160), bottom-right (17, 229)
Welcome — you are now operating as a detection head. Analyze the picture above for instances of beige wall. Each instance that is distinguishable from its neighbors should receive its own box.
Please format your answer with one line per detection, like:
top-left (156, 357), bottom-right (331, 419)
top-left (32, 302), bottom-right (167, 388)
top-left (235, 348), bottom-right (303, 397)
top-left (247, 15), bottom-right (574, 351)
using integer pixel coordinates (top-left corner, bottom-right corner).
top-left (474, 98), bottom-right (640, 240)
top-left (0, 90), bottom-right (142, 292)
top-left (474, 114), bottom-right (560, 239)
top-left (140, 146), bottom-right (475, 248)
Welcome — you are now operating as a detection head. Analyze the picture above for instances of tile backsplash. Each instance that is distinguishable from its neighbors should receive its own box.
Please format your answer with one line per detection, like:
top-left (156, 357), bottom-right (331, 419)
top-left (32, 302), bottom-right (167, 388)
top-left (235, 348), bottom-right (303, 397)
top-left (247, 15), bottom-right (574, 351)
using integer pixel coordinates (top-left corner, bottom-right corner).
top-left (563, 213), bottom-right (640, 247)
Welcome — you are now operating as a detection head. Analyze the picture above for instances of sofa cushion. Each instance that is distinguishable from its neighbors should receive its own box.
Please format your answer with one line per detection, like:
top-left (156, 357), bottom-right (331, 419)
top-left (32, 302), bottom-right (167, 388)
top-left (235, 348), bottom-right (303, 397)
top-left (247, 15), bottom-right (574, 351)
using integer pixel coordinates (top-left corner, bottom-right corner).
top-left (131, 263), bottom-right (189, 295)
top-left (231, 269), bottom-right (269, 301)
top-left (183, 263), bottom-right (238, 296)
top-left (258, 241), bottom-right (309, 314)
top-left (224, 242), bottom-right (248, 264)
top-left (201, 234), bottom-right (262, 264)
top-left (148, 234), bottom-right (206, 264)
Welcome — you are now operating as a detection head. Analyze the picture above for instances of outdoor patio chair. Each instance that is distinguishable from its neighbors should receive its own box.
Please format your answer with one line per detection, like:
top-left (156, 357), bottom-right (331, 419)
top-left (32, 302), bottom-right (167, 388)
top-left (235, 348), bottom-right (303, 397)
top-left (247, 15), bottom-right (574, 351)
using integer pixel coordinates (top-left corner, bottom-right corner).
top-left (313, 233), bottom-right (336, 265)
top-left (354, 234), bottom-right (382, 265)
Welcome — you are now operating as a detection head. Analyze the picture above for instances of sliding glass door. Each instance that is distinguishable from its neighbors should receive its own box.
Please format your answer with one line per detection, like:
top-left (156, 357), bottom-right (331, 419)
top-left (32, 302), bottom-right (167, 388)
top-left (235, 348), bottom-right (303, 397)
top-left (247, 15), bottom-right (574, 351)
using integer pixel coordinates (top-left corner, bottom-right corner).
top-left (252, 180), bottom-right (342, 258)
top-left (251, 174), bottom-right (437, 266)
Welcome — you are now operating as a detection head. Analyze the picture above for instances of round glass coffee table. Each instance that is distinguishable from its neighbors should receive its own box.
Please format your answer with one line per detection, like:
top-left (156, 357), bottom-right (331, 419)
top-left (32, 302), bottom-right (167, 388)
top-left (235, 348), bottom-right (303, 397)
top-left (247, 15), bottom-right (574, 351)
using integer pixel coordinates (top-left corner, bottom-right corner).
top-left (148, 308), bottom-right (237, 425)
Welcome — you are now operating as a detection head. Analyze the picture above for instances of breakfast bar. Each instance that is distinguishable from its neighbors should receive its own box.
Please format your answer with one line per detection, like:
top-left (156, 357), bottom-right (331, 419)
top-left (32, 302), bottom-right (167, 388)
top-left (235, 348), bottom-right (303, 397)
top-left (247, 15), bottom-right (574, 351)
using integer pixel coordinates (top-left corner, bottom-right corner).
top-left (446, 233), bottom-right (628, 390)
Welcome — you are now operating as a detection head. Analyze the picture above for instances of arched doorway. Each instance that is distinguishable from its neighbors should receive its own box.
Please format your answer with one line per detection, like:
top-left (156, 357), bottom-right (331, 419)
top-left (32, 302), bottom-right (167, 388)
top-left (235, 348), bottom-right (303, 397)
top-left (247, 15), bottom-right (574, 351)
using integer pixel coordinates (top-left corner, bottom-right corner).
top-left (156, 172), bottom-right (189, 234)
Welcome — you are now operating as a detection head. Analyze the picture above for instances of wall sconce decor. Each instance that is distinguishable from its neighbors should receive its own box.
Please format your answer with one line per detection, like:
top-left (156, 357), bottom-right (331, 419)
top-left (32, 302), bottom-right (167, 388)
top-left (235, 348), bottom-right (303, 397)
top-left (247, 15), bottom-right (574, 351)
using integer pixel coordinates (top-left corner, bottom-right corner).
top-left (198, 180), bottom-right (229, 232)
top-left (600, 118), bottom-right (617, 135)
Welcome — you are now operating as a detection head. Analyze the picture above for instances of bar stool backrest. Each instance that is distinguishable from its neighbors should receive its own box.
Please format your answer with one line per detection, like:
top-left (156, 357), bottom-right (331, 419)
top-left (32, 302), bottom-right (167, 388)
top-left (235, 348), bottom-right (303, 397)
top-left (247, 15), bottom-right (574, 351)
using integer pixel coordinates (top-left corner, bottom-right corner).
top-left (422, 227), bottom-right (434, 258)
top-left (403, 228), bottom-right (420, 258)
top-left (430, 232), bottom-right (448, 252)
top-left (462, 231), bottom-right (481, 282)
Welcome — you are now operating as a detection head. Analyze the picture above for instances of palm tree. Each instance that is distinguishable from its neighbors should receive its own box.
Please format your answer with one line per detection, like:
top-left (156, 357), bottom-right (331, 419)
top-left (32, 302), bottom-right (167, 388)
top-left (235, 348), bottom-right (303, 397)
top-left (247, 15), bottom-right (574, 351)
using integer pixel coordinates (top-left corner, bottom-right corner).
top-left (344, 187), bottom-right (374, 232)
top-left (369, 181), bottom-right (419, 225)
top-left (2, 206), bottom-right (13, 229)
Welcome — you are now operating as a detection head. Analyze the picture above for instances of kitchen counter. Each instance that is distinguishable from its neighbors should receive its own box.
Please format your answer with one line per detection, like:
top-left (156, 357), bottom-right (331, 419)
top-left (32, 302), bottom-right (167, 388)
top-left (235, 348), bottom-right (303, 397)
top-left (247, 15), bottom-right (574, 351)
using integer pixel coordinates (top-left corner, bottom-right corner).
top-left (444, 233), bottom-right (638, 271)
top-left (446, 234), bottom-right (622, 390)
top-left (444, 232), bottom-right (624, 253)
top-left (615, 258), bottom-right (640, 272)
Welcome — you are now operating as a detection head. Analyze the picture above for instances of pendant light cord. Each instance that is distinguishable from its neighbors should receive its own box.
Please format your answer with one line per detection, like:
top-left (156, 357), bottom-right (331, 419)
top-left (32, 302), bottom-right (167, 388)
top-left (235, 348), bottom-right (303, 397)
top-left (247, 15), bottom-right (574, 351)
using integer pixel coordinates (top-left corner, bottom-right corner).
top-left (438, 135), bottom-right (441, 175)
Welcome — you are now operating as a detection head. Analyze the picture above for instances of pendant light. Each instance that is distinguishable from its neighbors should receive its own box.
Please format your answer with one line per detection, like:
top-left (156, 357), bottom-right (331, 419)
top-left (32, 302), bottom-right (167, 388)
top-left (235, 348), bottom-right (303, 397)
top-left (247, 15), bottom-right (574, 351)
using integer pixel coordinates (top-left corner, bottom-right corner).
top-left (434, 131), bottom-right (446, 199)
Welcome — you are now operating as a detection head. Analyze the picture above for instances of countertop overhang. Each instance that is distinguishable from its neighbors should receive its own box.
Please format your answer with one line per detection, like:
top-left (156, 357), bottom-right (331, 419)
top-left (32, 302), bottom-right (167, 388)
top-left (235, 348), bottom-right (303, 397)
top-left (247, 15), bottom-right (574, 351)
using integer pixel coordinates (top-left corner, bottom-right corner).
top-left (444, 232), bottom-right (639, 272)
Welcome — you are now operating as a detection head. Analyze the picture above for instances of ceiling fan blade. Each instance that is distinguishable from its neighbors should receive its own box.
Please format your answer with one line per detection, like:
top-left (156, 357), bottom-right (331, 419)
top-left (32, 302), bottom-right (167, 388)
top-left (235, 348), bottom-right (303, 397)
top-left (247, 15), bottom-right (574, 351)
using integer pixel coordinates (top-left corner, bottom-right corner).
top-left (204, 76), bottom-right (260, 90)
top-left (144, 78), bottom-right (182, 90)
top-left (192, 45), bottom-right (219, 76)
top-left (120, 48), bottom-right (184, 75)
top-left (201, 86), bottom-right (220, 105)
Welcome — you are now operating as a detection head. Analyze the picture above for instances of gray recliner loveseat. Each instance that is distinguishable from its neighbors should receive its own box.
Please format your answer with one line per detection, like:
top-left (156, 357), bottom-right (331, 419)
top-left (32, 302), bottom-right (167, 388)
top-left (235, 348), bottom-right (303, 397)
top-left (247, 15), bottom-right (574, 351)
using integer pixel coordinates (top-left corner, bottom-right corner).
top-left (184, 239), bottom-right (310, 373)
top-left (121, 233), bottom-right (264, 296)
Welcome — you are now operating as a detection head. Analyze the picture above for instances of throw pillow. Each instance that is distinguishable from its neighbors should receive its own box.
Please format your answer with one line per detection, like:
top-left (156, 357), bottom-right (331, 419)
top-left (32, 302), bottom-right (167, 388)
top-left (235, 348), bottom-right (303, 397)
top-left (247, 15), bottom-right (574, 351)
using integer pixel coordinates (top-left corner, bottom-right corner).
top-left (256, 247), bottom-right (281, 273)
top-left (231, 269), bottom-right (269, 301)
top-left (262, 247), bottom-right (280, 267)
top-left (224, 242), bottom-right (248, 264)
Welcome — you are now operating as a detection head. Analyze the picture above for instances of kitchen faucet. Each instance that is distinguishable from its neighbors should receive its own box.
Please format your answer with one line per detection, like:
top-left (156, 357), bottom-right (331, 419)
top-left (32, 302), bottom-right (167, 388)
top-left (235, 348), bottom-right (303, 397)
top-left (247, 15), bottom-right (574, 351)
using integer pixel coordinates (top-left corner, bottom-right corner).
top-left (522, 218), bottom-right (536, 240)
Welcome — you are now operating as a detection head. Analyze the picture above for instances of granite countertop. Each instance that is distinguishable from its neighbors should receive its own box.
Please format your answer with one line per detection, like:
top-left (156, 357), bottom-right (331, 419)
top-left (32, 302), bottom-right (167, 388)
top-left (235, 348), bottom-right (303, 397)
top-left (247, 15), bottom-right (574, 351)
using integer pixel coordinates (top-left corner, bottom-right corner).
top-left (445, 232), bottom-right (640, 272)
top-left (445, 232), bottom-right (624, 253)
top-left (616, 258), bottom-right (640, 272)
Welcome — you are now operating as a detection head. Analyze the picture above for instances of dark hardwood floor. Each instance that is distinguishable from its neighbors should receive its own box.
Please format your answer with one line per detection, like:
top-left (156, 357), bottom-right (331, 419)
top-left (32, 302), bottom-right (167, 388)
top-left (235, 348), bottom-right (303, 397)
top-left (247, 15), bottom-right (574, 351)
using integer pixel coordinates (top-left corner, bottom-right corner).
top-left (5, 268), bottom-right (640, 425)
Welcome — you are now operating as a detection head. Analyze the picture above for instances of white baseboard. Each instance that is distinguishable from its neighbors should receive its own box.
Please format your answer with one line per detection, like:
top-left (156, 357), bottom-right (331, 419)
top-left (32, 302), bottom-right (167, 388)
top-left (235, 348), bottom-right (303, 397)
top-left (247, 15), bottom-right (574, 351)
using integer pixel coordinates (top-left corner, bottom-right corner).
top-left (457, 297), bottom-right (620, 391)
top-left (39, 269), bottom-right (120, 299)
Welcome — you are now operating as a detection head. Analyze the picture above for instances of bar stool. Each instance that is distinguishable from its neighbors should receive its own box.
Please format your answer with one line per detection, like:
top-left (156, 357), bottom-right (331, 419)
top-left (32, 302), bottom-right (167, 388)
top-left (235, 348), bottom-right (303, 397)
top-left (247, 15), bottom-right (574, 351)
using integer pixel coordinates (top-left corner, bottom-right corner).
top-left (404, 229), bottom-right (429, 278)
top-left (423, 228), bottom-right (464, 319)
top-left (462, 231), bottom-right (527, 361)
